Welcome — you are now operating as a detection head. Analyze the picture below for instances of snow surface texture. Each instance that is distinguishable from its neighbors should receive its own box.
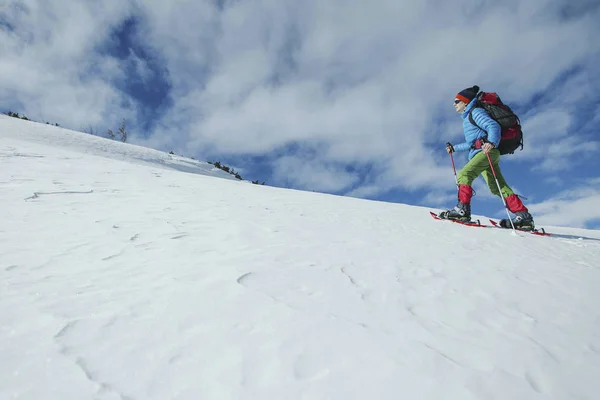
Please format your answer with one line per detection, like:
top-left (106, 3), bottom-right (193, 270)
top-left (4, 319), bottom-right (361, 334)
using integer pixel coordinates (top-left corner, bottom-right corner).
top-left (1, 115), bottom-right (600, 400)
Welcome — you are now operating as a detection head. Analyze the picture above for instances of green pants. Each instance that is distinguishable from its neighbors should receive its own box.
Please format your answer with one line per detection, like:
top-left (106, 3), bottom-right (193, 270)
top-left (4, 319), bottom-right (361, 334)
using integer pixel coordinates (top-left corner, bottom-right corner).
top-left (457, 150), bottom-right (514, 198)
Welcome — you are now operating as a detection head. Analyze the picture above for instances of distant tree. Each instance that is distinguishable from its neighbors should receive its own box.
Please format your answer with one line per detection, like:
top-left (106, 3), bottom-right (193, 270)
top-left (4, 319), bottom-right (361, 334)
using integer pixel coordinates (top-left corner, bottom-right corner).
top-left (234, 172), bottom-right (242, 180)
top-left (118, 119), bottom-right (128, 142)
top-left (214, 161), bottom-right (221, 169)
top-left (83, 125), bottom-right (96, 135)
top-left (21, 115), bottom-right (29, 121)
top-left (106, 129), bottom-right (116, 140)
top-left (169, 151), bottom-right (175, 155)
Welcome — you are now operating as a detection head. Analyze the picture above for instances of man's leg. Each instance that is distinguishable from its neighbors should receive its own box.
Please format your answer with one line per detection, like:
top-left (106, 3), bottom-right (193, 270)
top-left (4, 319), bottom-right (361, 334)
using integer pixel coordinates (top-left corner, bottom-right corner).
top-left (480, 151), bottom-right (514, 198)
top-left (457, 150), bottom-right (496, 187)
top-left (480, 152), bottom-right (534, 229)
top-left (440, 151), bottom-right (491, 220)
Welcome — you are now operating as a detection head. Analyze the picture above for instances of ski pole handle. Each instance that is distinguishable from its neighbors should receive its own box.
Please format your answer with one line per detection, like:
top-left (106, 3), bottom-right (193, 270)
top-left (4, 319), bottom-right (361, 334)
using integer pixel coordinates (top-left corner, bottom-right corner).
top-left (447, 143), bottom-right (458, 185)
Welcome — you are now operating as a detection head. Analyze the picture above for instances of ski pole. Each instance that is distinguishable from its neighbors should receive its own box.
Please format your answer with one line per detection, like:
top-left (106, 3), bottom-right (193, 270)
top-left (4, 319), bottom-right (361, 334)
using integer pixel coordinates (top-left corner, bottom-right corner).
top-left (485, 150), bottom-right (517, 232)
top-left (446, 142), bottom-right (458, 186)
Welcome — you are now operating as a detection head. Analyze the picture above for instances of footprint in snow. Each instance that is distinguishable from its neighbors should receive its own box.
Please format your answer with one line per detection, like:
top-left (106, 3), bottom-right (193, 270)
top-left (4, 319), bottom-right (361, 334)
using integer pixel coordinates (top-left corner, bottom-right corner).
top-left (293, 353), bottom-right (330, 381)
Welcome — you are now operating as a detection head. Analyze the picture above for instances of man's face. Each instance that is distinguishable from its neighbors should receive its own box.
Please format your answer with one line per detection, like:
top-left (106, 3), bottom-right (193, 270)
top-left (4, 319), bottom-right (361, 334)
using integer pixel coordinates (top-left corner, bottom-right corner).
top-left (454, 99), bottom-right (466, 113)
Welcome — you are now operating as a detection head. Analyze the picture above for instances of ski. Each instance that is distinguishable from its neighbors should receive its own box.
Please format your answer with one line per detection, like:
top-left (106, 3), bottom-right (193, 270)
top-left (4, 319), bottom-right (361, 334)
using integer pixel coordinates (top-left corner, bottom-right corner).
top-left (430, 211), bottom-right (489, 228)
top-left (488, 219), bottom-right (552, 236)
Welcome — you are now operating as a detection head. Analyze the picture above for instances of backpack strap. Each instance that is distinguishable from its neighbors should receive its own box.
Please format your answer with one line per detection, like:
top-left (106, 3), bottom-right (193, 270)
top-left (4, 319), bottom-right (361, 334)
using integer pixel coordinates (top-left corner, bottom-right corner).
top-left (467, 106), bottom-right (489, 149)
top-left (467, 104), bottom-right (488, 133)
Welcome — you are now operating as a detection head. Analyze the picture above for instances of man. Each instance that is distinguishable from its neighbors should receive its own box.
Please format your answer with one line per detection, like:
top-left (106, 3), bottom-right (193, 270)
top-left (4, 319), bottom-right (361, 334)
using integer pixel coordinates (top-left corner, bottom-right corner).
top-left (439, 85), bottom-right (535, 230)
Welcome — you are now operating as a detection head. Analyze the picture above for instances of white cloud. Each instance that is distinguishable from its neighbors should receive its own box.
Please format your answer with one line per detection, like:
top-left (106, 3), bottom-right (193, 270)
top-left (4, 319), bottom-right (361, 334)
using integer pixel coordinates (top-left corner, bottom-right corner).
top-left (506, 65), bottom-right (600, 171)
top-left (523, 110), bottom-right (572, 142)
top-left (529, 179), bottom-right (600, 228)
top-left (508, 110), bottom-right (598, 171)
top-left (272, 155), bottom-right (360, 192)
top-left (0, 1), bottom-right (137, 129)
top-left (129, 49), bottom-right (153, 84)
top-left (137, 0), bottom-right (600, 195)
top-left (419, 190), bottom-right (457, 208)
top-left (2, 0), bottom-right (599, 199)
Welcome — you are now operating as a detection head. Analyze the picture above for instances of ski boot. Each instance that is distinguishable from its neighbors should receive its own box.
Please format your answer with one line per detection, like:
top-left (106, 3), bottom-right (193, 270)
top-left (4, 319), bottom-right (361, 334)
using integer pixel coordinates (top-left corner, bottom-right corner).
top-left (438, 202), bottom-right (471, 222)
top-left (500, 211), bottom-right (535, 231)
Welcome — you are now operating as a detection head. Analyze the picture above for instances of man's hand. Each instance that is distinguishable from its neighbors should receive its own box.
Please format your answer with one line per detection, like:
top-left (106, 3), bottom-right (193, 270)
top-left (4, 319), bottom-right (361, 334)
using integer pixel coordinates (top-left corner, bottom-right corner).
top-left (482, 142), bottom-right (495, 154)
top-left (446, 143), bottom-right (454, 154)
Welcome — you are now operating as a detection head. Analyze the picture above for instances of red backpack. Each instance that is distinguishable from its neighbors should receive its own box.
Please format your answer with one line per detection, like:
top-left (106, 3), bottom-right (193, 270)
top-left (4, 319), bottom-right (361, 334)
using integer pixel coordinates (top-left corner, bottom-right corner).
top-left (468, 92), bottom-right (523, 155)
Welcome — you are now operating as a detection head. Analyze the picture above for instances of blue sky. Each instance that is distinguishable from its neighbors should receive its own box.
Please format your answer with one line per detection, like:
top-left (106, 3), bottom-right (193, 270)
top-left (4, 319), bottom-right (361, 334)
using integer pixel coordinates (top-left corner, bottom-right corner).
top-left (1, 0), bottom-right (600, 229)
top-left (95, 16), bottom-right (172, 132)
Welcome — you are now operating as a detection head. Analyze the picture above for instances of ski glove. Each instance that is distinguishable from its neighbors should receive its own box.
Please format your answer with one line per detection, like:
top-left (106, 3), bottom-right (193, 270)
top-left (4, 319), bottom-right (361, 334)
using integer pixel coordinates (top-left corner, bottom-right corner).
top-left (446, 142), bottom-right (454, 154)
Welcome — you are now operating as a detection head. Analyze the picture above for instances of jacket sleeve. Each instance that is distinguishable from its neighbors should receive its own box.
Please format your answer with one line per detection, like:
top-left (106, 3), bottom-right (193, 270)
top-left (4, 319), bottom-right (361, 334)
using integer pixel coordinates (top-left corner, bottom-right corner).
top-left (471, 108), bottom-right (501, 147)
top-left (452, 141), bottom-right (471, 152)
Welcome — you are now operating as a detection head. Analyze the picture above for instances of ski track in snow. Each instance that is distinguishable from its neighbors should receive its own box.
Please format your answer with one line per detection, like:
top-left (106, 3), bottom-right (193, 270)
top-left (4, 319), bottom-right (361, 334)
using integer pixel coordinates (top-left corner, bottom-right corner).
top-left (24, 190), bottom-right (95, 201)
top-left (2, 115), bottom-right (600, 399)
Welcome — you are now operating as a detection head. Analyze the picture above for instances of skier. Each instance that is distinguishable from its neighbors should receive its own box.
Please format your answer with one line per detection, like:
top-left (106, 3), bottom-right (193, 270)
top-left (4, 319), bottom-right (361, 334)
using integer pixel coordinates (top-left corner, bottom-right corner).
top-left (439, 85), bottom-right (535, 230)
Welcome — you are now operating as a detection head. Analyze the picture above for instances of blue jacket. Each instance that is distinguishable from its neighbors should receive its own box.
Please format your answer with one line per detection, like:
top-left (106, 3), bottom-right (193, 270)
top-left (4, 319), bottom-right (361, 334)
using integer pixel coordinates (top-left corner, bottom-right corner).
top-left (453, 98), bottom-right (501, 160)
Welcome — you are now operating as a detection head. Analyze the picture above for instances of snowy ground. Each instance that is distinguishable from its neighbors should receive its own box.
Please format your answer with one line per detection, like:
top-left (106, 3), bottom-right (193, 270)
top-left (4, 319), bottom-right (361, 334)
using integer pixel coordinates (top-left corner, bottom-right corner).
top-left (2, 115), bottom-right (600, 400)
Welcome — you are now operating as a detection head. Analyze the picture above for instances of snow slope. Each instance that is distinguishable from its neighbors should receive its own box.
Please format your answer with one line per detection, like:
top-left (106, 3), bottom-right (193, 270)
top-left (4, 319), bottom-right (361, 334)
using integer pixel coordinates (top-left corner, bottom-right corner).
top-left (1, 115), bottom-right (600, 400)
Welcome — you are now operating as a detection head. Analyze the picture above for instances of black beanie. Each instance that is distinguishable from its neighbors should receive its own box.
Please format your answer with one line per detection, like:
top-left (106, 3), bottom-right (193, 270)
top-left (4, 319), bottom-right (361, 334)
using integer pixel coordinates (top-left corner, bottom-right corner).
top-left (456, 85), bottom-right (480, 104)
